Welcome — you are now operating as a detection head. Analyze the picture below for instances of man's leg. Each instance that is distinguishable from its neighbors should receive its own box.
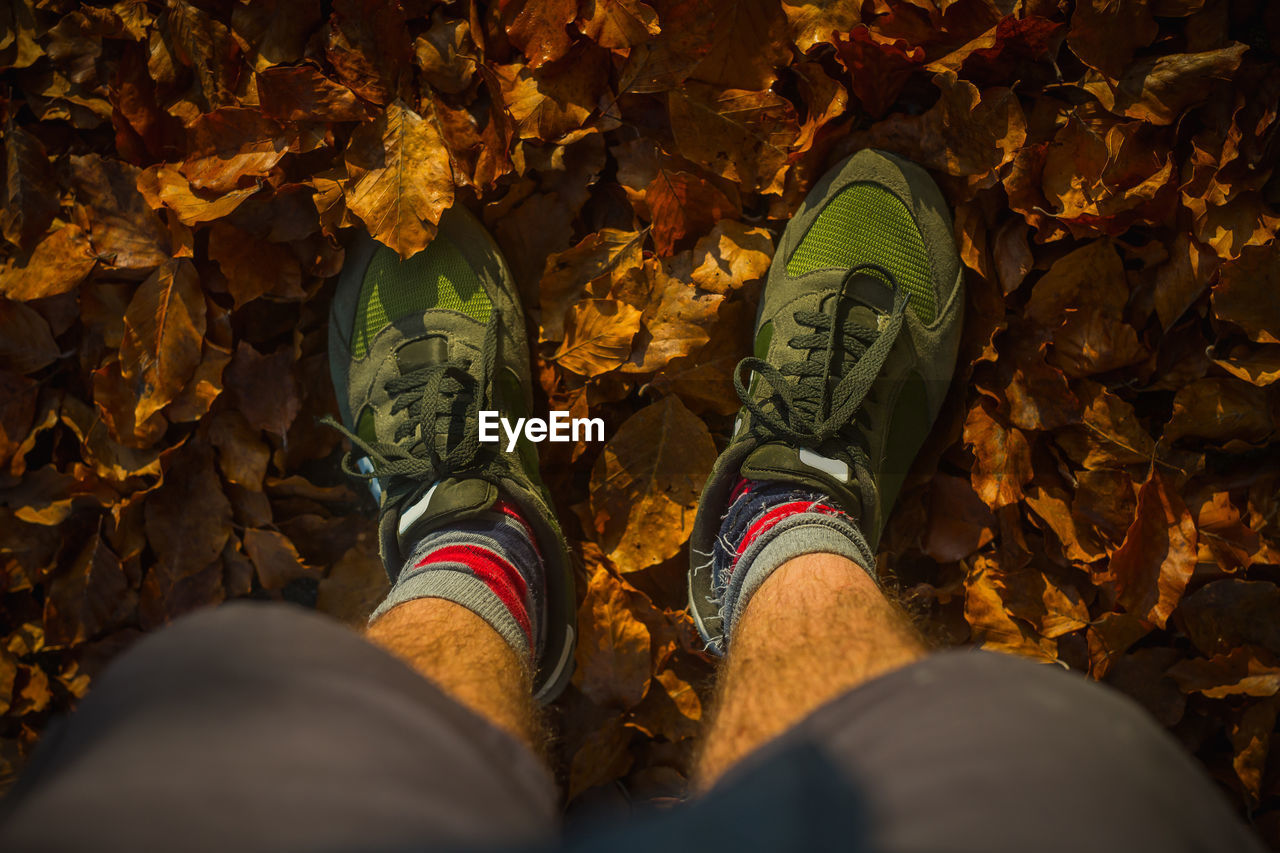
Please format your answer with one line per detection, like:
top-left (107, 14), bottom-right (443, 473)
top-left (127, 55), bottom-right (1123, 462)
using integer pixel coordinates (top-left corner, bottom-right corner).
top-left (368, 597), bottom-right (544, 750)
top-left (0, 602), bottom-right (555, 853)
top-left (1, 206), bottom-right (575, 853)
top-left (692, 553), bottom-right (1265, 852)
top-left (695, 554), bottom-right (922, 786)
top-left (682, 149), bottom-right (1263, 851)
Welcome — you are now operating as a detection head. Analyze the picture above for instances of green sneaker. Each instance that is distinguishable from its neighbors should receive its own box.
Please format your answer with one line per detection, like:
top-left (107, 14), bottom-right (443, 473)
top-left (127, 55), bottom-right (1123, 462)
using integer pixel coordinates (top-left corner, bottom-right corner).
top-left (688, 149), bottom-right (964, 653)
top-left (327, 206), bottom-right (576, 702)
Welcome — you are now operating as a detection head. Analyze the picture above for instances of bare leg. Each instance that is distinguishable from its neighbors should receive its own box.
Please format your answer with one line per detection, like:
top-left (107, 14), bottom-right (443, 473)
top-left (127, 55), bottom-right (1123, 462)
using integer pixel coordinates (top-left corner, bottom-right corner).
top-left (367, 598), bottom-right (543, 752)
top-left (695, 553), bottom-right (927, 788)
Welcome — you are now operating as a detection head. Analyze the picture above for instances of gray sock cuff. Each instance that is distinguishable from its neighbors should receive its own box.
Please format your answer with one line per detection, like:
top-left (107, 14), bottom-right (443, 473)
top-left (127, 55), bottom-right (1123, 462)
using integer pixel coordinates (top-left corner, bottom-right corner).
top-left (725, 513), bottom-right (876, 638)
top-left (370, 570), bottom-right (532, 665)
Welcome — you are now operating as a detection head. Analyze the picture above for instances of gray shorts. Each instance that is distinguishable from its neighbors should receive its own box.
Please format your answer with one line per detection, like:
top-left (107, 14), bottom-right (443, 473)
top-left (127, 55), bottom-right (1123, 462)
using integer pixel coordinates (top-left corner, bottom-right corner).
top-left (0, 603), bottom-right (1263, 853)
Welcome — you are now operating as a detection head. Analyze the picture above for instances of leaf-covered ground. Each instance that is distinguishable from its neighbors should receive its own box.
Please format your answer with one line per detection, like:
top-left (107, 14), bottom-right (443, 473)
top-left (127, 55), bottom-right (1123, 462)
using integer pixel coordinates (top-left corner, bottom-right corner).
top-left (2, 0), bottom-right (1280, 839)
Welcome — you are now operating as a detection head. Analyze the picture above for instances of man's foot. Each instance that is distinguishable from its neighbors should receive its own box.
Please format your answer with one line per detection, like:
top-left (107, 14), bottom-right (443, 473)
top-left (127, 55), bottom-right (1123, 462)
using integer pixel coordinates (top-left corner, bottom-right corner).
top-left (688, 149), bottom-right (964, 654)
top-left (327, 206), bottom-right (575, 702)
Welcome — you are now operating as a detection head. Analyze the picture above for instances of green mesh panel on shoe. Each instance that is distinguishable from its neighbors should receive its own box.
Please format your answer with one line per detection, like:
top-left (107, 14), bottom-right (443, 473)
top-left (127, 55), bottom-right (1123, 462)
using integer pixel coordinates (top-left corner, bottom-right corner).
top-left (351, 238), bottom-right (491, 358)
top-left (786, 183), bottom-right (936, 323)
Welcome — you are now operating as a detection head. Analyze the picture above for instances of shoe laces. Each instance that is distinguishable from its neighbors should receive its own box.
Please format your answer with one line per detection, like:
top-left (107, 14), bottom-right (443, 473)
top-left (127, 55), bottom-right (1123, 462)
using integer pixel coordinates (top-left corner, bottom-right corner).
top-left (323, 310), bottom-right (517, 492)
top-left (734, 264), bottom-right (908, 471)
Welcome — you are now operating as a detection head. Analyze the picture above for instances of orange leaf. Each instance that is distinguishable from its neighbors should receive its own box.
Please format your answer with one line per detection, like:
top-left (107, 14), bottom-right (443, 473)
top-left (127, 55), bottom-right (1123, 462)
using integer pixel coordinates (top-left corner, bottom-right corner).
top-left (1108, 469), bottom-right (1196, 629)
top-left (343, 100), bottom-right (455, 260)
top-left (588, 395), bottom-right (716, 573)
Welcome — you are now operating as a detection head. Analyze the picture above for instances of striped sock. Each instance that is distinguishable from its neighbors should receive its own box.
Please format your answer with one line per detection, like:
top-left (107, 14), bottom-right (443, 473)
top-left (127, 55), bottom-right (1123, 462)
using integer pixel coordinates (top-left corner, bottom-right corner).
top-left (711, 479), bottom-right (874, 648)
top-left (371, 500), bottom-right (544, 666)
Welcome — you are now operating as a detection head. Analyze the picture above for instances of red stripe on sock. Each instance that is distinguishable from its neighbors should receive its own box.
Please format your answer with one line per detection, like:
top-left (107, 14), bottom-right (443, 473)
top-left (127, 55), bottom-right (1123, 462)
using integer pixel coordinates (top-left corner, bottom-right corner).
top-left (728, 478), bottom-right (752, 503)
top-left (732, 500), bottom-right (844, 568)
top-left (492, 499), bottom-right (541, 559)
top-left (414, 544), bottom-right (532, 642)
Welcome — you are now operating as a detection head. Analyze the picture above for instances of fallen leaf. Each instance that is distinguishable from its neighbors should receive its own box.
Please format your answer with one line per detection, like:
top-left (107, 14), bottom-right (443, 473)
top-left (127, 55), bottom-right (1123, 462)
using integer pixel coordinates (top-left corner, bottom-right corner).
top-left (144, 438), bottom-right (232, 584)
top-left (0, 300), bottom-right (59, 374)
top-left (1067, 0), bottom-right (1157, 80)
top-left (1165, 378), bottom-right (1274, 445)
top-left (502, 0), bottom-right (577, 68)
top-left (325, 0), bottom-right (412, 105)
top-left (1179, 580), bottom-right (1280, 659)
top-left (689, 220), bottom-right (774, 294)
top-left (578, 0), bottom-right (660, 49)
top-left (553, 300), bottom-right (643, 377)
top-left (1169, 646), bottom-right (1280, 699)
top-left (963, 402), bottom-right (1033, 510)
top-left (781, 0), bottom-right (860, 53)
top-left (243, 527), bottom-right (313, 590)
top-left (688, 0), bottom-right (790, 91)
top-left (833, 26), bottom-right (924, 118)
top-left (963, 556), bottom-right (1060, 662)
top-left (257, 65), bottom-right (371, 123)
top-left (208, 222), bottom-right (305, 307)
top-left (1108, 469), bottom-right (1196, 629)
top-left (1230, 697), bottom-right (1280, 805)
top-left (343, 100), bottom-right (455, 260)
top-left (589, 395), bottom-right (715, 573)
top-left (668, 83), bottom-right (799, 195)
top-left (317, 543), bottom-right (389, 626)
top-left (0, 225), bottom-right (97, 302)
top-left (643, 169), bottom-right (735, 256)
top-left (1082, 45), bottom-right (1247, 125)
top-left (573, 561), bottom-right (652, 708)
top-left (854, 72), bottom-right (1025, 178)
top-left (922, 473), bottom-right (997, 563)
top-left (142, 164), bottom-right (261, 226)
top-left (1213, 244), bottom-right (1280, 345)
top-left (2, 122), bottom-right (58, 252)
top-left (43, 531), bottom-right (131, 648)
top-left (225, 342), bottom-right (300, 436)
top-left (539, 229), bottom-right (645, 342)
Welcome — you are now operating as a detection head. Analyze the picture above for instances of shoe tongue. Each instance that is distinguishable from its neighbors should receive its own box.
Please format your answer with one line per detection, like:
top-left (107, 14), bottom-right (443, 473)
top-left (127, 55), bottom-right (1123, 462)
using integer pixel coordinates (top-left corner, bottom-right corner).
top-left (740, 443), bottom-right (863, 519)
top-left (843, 270), bottom-right (896, 313)
top-left (396, 335), bottom-right (449, 368)
top-left (394, 477), bottom-right (498, 551)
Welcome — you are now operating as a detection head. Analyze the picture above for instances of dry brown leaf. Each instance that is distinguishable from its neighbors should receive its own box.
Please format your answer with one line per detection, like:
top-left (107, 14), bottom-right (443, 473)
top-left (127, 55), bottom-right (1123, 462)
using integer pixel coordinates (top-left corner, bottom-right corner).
top-left (553, 300), bottom-right (643, 377)
top-left (573, 561), bottom-right (652, 708)
top-left (1108, 469), bottom-right (1197, 629)
top-left (1169, 646), bottom-right (1280, 699)
top-left (0, 300), bottom-right (60, 375)
top-left (243, 528), bottom-right (313, 590)
top-left (0, 225), bottom-right (97, 302)
top-left (1213, 244), bottom-right (1280, 345)
top-left (119, 259), bottom-right (207, 423)
top-left (502, 0), bottom-right (577, 68)
top-left (855, 72), bottom-right (1025, 178)
top-left (539, 229), bottom-right (645, 343)
top-left (2, 122), bottom-right (58, 252)
top-left (1165, 378), bottom-right (1274, 445)
top-left (689, 220), bottom-right (774, 294)
top-left (668, 83), bottom-right (799, 195)
top-left (589, 395), bottom-right (716, 573)
top-left (963, 403), bottom-right (1032, 510)
top-left (781, 0), bottom-right (859, 53)
top-left (963, 556), bottom-right (1060, 662)
top-left (578, 0), bottom-right (660, 50)
top-left (343, 100), bottom-right (455, 260)
top-left (225, 342), bottom-right (300, 436)
top-left (257, 65), bottom-right (372, 123)
top-left (833, 26), bottom-right (924, 119)
top-left (688, 0), bottom-right (791, 91)
top-left (208, 222), bottom-right (305, 307)
top-left (1082, 44), bottom-right (1247, 126)
top-left (1067, 0), bottom-right (1157, 80)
